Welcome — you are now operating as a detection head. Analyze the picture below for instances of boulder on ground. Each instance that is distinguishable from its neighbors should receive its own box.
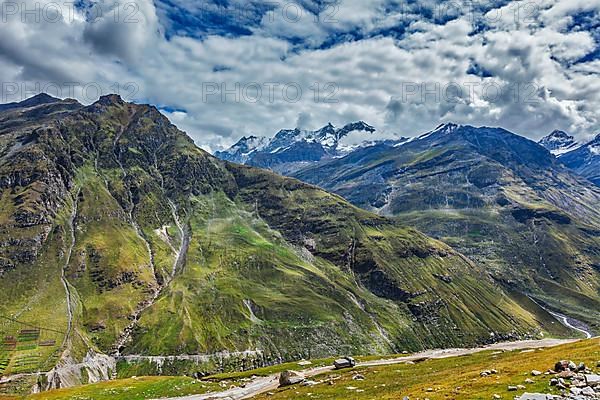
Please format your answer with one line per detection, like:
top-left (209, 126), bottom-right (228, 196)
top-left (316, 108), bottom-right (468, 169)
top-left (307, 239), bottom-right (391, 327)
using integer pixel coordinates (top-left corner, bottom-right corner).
top-left (585, 374), bottom-right (600, 386)
top-left (581, 386), bottom-right (595, 396)
top-left (568, 361), bottom-right (577, 371)
top-left (570, 387), bottom-right (582, 395)
top-left (554, 360), bottom-right (574, 372)
top-left (531, 370), bottom-right (542, 376)
top-left (279, 370), bottom-right (306, 387)
top-left (557, 370), bottom-right (575, 379)
top-left (517, 394), bottom-right (560, 400)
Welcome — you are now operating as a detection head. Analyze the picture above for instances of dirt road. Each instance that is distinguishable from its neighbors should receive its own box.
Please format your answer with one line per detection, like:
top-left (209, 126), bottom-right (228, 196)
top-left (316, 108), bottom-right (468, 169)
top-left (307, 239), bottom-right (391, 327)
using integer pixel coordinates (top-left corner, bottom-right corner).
top-left (156, 338), bottom-right (580, 400)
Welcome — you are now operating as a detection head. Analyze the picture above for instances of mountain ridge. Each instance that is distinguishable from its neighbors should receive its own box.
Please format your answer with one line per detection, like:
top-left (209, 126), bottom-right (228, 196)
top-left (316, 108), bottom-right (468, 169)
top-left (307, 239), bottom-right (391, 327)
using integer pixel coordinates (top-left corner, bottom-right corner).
top-left (0, 93), bottom-right (62, 111)
top-left (220, 122), bottom-right (599, 189)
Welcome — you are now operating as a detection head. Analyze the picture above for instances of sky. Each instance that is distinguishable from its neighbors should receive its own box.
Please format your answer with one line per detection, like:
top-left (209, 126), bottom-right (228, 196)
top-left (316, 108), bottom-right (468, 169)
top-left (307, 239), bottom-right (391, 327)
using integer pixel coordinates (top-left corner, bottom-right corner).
top-left (0, 0), bottom-right (599, 152)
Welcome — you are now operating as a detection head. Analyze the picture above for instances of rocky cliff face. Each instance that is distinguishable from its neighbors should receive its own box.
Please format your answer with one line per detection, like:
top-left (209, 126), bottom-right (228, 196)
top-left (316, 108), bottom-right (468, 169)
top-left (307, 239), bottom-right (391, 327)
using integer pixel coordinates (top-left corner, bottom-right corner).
top-left (0, 98), bottom-right (573, 391)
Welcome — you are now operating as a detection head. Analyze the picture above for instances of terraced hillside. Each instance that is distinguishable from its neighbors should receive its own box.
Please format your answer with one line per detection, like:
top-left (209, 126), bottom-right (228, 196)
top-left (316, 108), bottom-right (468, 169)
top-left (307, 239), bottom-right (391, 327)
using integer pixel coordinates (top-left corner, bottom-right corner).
top-left (0, 96), bottom-right (571, 393)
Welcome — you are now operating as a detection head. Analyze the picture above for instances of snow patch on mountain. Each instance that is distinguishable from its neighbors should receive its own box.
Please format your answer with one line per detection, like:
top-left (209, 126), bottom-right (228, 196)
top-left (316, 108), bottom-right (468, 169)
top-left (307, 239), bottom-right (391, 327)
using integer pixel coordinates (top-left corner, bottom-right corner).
top-left (419, 123), bottom-right (463, 140)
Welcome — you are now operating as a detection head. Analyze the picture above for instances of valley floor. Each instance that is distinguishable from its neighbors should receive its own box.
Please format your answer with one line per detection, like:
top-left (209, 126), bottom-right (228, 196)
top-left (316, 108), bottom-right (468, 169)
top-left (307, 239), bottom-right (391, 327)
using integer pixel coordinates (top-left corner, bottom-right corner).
top-left (7, 338), bottom-right (598, 400)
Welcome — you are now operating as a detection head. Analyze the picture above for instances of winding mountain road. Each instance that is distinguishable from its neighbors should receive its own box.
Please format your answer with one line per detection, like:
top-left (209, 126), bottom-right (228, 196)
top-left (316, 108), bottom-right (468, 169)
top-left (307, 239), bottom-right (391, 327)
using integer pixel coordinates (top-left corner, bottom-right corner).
top-left (156, 338), bottom-right (580, 400)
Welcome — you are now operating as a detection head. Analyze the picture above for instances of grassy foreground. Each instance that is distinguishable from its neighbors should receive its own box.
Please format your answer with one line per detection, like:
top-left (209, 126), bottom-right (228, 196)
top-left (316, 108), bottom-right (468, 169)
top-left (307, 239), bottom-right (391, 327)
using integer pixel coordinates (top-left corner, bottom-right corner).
top-left (256, 339), bottom-right (600, 400)
top-left (4, 339), bottom-right (596, 400)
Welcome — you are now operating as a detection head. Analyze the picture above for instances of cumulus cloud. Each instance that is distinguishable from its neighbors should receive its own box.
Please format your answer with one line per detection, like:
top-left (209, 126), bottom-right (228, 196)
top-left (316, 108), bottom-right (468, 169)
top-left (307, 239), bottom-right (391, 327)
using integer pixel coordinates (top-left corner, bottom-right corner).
top-left (0, 0), bottom-right (598, 148)
top-left (82, 0), bottom-right (160, 63)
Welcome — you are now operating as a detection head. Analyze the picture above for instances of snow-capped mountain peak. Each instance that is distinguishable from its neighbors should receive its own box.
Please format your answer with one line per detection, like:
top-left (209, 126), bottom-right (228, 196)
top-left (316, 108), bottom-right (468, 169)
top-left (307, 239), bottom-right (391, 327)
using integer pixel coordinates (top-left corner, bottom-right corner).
top-left (334, 122), bottom-right (377, 154)
top-left (214, 135), bottom-right (269, 164)
top-left (337, 121), bottom-right (376, 137)
top-left (538, 130), bottom-right (581, 156)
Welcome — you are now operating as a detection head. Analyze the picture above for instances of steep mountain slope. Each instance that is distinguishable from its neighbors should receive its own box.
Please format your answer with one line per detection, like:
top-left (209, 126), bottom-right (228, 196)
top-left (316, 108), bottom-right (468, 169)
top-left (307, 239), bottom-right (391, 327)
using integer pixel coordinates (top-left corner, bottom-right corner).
top-left (0, 98), bottom-right (567, 391)
top-left (559, 134), bottom-right (600, 186)
top-left (215, 122), bottom-right (395, 174)
top-left (293, 124), bottom-right (600, 332)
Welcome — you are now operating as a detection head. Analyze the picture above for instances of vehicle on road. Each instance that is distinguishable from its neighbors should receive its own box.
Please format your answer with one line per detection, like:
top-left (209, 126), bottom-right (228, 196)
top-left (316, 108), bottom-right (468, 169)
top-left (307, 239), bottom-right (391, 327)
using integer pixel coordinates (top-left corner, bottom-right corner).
top-left (333, 356), bottom-right (356, 369)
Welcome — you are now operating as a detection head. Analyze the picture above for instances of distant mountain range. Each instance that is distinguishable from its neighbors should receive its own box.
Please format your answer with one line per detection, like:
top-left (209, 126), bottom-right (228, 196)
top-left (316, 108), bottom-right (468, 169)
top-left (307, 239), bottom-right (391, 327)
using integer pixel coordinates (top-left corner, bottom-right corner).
top-left (538, 130), bottom-right (600, 185)
top-left (218, 123), bottom-right (600, 188)
top-left (215, 121), bottom-right (409, 174)
top-left (218, 122), bottom-right (600, 334)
